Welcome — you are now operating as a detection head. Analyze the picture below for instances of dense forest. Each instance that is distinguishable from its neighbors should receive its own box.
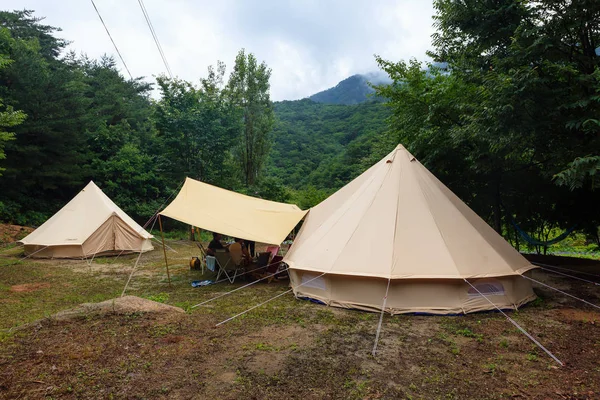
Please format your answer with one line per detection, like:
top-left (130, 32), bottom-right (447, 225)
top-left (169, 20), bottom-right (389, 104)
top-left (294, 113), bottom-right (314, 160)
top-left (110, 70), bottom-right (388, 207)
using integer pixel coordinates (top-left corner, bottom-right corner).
top-left (1, 1), bottom-right (599, 250)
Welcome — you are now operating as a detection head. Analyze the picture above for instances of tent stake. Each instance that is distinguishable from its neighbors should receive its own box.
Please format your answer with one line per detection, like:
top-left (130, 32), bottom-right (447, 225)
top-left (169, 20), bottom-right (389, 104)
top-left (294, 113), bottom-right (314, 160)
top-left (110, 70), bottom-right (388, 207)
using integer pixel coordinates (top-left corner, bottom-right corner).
top-left (158, 215), bottom-right (172, 286)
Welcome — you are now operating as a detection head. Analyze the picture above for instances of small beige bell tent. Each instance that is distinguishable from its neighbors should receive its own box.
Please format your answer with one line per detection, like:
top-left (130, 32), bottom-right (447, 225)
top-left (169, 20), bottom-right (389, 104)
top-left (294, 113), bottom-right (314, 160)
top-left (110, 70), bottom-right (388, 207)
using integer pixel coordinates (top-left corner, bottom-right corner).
top-left (285, 145), bottom-right (537, 314)
top-left (20, 181), bottom-right (153, 258)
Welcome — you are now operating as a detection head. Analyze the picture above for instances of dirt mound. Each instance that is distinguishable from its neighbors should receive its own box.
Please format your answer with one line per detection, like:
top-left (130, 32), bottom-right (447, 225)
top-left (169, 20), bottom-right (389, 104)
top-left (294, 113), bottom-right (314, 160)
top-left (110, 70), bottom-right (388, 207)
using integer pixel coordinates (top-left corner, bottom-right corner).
top-left (0, 223), bottom-right (33, 244)
top-left (53, 295), bottom-right (185, 320)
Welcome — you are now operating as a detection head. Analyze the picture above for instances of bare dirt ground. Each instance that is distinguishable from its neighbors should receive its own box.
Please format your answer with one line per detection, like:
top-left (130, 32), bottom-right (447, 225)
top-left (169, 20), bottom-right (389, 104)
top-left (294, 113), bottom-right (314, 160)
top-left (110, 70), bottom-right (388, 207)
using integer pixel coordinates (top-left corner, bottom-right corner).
top-left (0, 241), bottom-right (599, 399)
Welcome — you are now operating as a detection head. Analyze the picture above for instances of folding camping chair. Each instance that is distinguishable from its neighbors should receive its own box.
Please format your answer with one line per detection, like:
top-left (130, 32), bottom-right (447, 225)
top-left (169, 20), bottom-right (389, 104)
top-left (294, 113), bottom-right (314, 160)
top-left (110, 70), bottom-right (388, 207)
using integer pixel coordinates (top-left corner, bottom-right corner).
top-left (194, 242), bottom-right (209, 274)
top-left (214, 249), bottom-right (243, 283)
top-left (265, 245), bottom-right (280, 259)
top-left (249, 251), bottom-right (279, 283)
top-left (264, 245), bottom-right (288, 279)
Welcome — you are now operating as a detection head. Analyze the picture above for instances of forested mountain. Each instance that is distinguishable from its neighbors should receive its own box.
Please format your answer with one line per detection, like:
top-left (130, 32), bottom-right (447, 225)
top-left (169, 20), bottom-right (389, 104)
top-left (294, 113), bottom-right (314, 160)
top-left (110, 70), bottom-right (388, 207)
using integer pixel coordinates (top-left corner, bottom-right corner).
top-left (308, 74), bottom-right (382, 105)
top-left (267, 99), bottom-right (390, 205)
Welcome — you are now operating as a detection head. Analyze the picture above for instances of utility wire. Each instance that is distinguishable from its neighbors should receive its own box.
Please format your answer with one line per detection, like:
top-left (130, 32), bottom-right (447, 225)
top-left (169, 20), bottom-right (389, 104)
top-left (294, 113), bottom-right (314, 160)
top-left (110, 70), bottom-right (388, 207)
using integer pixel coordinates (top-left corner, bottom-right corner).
top-left (89, 0), bottom-right (133, 80)
top-left (137, 0), bottom-right (174, 78)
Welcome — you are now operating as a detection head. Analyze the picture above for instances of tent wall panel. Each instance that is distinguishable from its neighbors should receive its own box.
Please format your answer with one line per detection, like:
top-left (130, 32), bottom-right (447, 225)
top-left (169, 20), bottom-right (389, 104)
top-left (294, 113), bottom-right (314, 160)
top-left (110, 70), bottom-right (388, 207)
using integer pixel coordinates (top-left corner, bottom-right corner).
top-left (23, 244), bottom-right (83, 259)
top-left (290, 270), bottom-right (536, 315)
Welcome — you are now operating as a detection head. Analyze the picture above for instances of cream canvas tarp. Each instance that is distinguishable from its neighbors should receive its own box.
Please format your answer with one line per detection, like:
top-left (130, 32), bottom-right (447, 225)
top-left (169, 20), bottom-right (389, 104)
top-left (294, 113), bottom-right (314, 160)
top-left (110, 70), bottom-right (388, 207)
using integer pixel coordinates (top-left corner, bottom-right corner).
top-left (20, 181), bottom-right (153, 258)
top-left (285, 145), bottom-right (537, 314)
top-left (159, 177), bottom-right (307, 245)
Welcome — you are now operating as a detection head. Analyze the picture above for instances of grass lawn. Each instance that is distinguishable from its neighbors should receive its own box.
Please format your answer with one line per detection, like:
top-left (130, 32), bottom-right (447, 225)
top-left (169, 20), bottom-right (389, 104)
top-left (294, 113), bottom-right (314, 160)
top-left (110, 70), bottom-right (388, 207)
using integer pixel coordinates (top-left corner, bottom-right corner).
top-left (0, 241), bottom-right (599, 399)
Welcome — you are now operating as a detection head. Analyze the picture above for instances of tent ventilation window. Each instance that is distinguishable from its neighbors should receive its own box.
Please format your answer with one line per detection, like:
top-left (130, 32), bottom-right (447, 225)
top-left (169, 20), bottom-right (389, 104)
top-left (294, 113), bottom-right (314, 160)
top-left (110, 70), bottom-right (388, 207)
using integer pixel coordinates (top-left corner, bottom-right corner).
top-left (467, 281), bottom-right (505, 297)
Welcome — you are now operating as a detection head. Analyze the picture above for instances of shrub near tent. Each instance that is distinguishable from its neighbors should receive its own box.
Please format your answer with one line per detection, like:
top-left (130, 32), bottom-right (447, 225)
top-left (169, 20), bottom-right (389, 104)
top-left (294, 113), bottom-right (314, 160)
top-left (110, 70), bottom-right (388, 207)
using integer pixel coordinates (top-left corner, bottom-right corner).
top-left (19, 181), bottom-right (153, 258)
top-left (284, 145), bottom-right (537, 314)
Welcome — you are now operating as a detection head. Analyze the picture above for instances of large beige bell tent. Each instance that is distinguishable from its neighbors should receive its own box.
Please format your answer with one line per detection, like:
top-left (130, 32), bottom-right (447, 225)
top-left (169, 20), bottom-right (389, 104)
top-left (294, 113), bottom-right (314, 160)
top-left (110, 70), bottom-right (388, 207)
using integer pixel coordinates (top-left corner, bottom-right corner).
top-left (19, 181), bottom-right (153, 258)
top-left (284, 145), bottom-right (537, 314)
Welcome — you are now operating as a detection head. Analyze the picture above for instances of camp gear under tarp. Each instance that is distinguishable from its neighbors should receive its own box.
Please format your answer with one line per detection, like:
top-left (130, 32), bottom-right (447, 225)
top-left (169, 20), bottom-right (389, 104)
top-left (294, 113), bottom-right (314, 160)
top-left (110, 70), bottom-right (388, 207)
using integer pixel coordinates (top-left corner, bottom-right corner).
top-left (159, 177), bottom-right (307, 245)
top-left (19, 181), bottom-right (153, 258)
top-left (284, 145), bottom-right (537, 315)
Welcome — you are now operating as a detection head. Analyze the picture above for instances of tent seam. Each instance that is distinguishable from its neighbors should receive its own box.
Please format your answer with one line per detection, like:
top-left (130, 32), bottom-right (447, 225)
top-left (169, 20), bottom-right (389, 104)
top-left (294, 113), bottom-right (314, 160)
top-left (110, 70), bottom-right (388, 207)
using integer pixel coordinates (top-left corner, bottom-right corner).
top-left (413, 162), bottom-right (464, 279)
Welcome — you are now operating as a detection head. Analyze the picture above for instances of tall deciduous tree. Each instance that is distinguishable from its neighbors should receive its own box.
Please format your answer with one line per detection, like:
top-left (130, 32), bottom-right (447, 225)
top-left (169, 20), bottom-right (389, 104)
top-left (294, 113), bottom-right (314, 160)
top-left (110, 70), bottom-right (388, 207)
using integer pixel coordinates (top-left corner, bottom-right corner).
top-left (0, 13), bottom-right (92, 223)
top-left (227, 49), bottom-right (274, 186)
top-left (0, 11), bottom-right (168, 224)
top-left (0, 29), bottom-right (25, 175)
top-left (375, 0), bottom-right (600, 242)
top-left (154, 62), bottom-right (241, 188)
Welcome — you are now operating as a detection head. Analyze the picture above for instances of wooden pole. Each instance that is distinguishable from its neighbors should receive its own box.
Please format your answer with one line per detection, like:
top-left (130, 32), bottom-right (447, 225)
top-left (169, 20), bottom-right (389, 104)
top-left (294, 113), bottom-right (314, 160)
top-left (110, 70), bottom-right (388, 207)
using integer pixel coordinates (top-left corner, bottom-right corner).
top-left (158, 214), bottom-right (172, 286)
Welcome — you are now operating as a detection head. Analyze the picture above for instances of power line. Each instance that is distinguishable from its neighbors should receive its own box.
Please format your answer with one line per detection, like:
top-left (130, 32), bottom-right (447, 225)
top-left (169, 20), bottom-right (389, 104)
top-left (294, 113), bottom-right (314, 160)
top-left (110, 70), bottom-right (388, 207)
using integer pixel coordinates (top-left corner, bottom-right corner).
top-left (137, 0), bottom-right (174, 79)
top-left (89, 0), bottom-right (133, 80)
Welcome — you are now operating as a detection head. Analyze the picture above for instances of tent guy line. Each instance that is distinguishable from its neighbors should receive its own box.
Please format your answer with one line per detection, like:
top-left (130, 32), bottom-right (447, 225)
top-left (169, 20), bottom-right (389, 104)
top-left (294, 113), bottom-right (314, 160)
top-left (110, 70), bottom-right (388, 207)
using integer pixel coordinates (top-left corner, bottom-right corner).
top-left (20, 245), bottom-right (48, 260)
top-left (121, 249), bottom-right (146, 298)
top-left (538, 266), bottom-right (600, 286)
top-left (151, 237), bottom-right (178, 253)
top-left (121, 214), bottom-right (160, 297)
top-left (532, 261), bottom-right (600, 279)
top-left (191, 264), bottom-right (291, 309)
top-left (463, 279), bottom-right (564, 366)
top-left (372, 278), bottom-right (392, 356)
top-left (0, 245), bottom-right (50, 268)
top-left (215, 272), bottom-right (328, 327)
top-left (521, 275), bottom-right (600, 311)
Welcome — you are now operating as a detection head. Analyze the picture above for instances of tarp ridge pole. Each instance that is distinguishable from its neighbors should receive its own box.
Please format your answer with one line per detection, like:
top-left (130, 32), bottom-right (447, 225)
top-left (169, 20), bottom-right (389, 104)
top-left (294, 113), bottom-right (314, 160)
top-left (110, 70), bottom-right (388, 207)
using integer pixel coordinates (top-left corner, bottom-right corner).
top-left (464, 278), bottom-right (563, 366)
top-left (158, 214), bottom-right (172, 286)
top-left (191, 265), bottom-right (291, 308)
top-left (215, 272), bottom-right (327, 327)
top-left (521, 275), bottom-right (600, 310)
top-left (372, 278), bottom-right (392, 357)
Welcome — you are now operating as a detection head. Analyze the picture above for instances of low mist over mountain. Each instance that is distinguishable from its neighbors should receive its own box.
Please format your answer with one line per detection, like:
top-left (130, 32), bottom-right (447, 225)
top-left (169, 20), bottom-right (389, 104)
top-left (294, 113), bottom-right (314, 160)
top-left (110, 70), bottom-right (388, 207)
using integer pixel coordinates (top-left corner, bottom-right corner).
top-left (308, 72), bottom-right (391, 105)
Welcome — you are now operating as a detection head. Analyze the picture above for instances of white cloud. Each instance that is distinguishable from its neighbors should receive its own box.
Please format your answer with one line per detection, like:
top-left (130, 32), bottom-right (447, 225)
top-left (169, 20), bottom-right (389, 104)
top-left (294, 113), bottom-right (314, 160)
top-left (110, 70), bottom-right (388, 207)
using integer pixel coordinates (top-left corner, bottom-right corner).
top-left (3, 0), bottom-right (435, 100)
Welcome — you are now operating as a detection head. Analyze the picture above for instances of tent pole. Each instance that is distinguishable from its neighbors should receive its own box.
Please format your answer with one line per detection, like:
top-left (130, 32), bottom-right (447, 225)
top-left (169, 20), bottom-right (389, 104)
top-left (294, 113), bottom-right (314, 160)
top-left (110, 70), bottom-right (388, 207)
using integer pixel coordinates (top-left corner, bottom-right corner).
top-left (158, 215), bottom-right (172, 286)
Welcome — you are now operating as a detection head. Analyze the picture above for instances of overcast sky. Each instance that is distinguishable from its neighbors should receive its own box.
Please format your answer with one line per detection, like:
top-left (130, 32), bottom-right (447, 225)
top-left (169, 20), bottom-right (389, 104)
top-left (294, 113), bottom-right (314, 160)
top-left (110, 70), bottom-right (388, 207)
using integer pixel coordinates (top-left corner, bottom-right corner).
top-left (4, 0), bottom-right (436, 100)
